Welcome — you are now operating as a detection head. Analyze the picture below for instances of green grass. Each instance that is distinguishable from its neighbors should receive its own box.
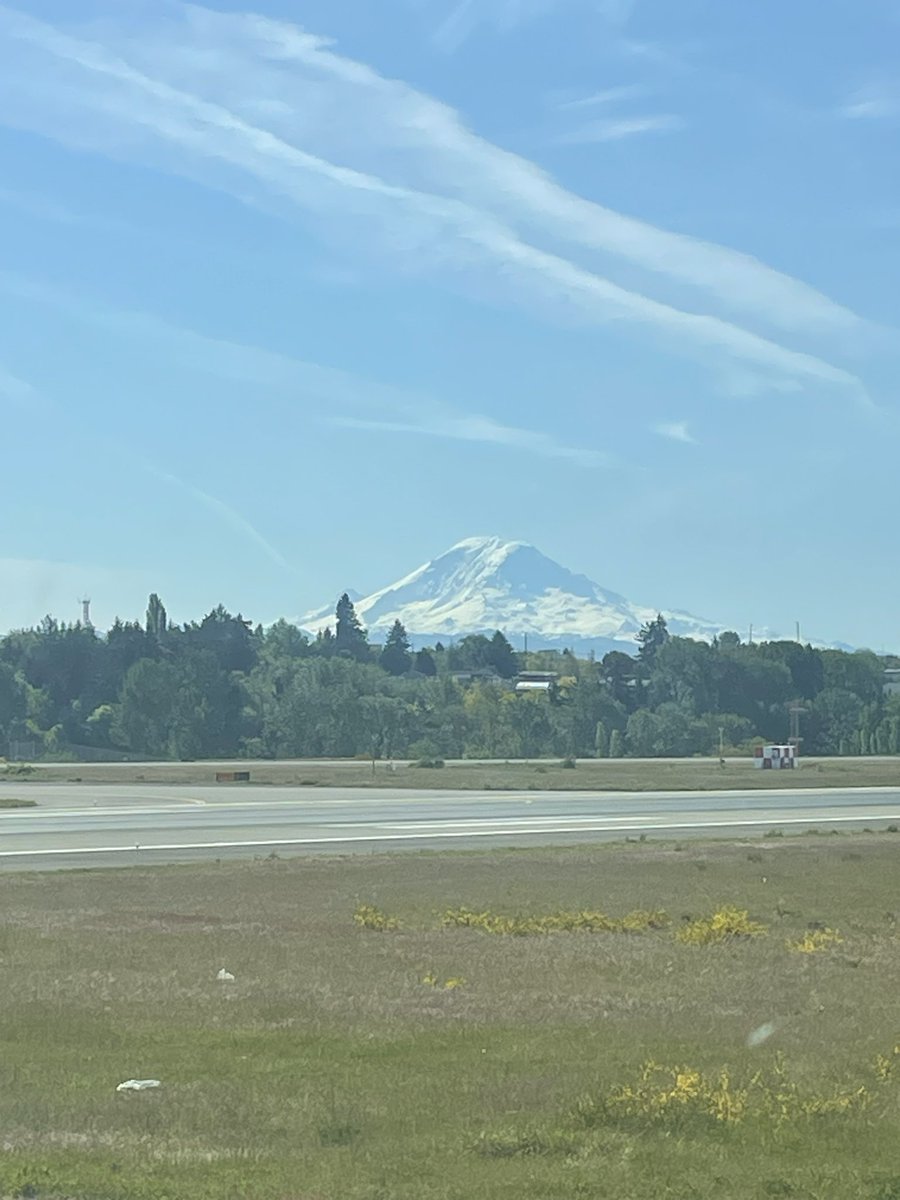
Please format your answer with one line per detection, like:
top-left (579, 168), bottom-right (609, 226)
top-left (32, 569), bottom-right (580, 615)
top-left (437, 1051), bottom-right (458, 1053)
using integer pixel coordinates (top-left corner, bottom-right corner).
top-left (15, 754), bottom-right (900, 791)
top-left (0, 797), bottom-right (37, 808)
top-left (0, 836), bottom-right (897, 1198)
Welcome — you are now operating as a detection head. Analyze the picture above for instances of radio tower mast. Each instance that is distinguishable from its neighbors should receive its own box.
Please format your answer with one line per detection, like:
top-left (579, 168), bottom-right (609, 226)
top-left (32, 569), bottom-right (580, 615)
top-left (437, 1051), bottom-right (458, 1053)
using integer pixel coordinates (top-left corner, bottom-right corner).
top-left (80, 597), bottom-right (92, 628)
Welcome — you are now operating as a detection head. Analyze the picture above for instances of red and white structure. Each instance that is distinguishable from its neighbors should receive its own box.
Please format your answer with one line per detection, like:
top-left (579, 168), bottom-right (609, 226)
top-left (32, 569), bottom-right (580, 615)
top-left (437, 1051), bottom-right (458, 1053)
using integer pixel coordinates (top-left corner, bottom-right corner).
top-left (753, 744), bottom-right (797, 770)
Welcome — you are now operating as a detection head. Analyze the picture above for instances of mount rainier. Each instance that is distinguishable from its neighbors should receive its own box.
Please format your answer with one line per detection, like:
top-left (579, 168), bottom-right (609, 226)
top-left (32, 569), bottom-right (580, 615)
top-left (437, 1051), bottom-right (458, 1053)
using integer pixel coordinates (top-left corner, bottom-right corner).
top-left (301, 536), bottom-right (732, 655)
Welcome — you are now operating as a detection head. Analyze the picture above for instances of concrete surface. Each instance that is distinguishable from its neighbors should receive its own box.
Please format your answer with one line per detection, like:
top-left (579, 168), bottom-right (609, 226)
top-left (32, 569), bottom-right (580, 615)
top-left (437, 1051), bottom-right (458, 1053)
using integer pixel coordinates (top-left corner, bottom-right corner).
top-left (0, 783), bottom-right (898, 870)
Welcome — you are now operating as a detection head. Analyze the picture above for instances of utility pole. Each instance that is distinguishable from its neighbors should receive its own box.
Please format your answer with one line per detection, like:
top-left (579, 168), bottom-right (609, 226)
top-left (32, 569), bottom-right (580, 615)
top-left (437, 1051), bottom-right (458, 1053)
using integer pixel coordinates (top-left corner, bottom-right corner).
top-left (789, 701), bottom-right (807, 756)
top-left (748, 623), bottom-right (754, 646)
top-left (796, 620), bottom-right (801, 644)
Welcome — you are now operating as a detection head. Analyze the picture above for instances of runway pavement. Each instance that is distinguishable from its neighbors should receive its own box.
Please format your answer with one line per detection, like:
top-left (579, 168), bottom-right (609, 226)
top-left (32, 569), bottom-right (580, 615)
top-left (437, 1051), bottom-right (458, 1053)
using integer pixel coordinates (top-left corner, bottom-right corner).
top-left (1, 783), bottom-right (898, 870)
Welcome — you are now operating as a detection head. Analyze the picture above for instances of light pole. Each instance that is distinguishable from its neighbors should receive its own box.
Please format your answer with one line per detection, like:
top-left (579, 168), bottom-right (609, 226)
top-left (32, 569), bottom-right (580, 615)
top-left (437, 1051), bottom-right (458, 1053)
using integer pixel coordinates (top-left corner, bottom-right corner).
top-left (789, 702), bottom-right (806, 758)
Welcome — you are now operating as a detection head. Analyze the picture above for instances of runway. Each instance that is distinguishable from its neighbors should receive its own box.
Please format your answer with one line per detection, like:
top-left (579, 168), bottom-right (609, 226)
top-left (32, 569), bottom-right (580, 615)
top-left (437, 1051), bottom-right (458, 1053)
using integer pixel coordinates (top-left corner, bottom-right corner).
top-left (1, 783), bottom-right (898, 869)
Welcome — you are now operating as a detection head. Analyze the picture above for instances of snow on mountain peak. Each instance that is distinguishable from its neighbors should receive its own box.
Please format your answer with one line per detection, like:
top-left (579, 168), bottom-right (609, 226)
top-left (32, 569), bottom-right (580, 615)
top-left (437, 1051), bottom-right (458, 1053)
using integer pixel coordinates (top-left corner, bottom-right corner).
top-left (300, 536), bottom-right (725, 654)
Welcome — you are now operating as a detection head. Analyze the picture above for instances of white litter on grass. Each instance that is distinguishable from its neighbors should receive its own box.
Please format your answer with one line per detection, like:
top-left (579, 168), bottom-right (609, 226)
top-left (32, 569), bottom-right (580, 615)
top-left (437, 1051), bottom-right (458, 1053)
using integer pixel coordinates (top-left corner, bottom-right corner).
top-left (747, 1022), bottom-right (776, 1048)
top-left (217, 968), bottom-right (235, 982)
top-left (116, 1079), bottom-right (161, 1092)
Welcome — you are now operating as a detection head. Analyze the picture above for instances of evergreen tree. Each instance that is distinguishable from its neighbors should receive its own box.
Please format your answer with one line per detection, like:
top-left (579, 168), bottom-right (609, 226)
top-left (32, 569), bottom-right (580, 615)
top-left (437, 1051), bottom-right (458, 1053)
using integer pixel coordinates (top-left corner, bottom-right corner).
top-left (636, 613), bottom-right (669, 666)
top-left (335, 594), bottom-right (369, 662)
top-left (192, 605), bottom-right (255, 673)
top-left (414, 648), bottom-right (437, 677)
top-left (487, 630), bottom-right (519, 679)
top-left (380, 620), bottom-right (412, 677)
top-left (608, 728), bottom-right (623, 758)
top-left (146, 593), bottom-right (168, 640)
top-left (602, 650), bottom-right (638, 709)
top-left (594, 720), bottom-right (608, 758)
top-left (314, 627), bottom-right (336, 656)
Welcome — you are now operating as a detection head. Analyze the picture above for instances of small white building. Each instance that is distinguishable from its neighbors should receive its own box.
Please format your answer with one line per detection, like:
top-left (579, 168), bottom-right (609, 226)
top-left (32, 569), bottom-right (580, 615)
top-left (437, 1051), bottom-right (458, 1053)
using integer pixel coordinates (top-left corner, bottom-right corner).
top-left (884, 669), bottom-right (900, 696)
top-left (753, 744), bottom-right (797, 770)
top-left (515, 671), bottom-right (558, 696)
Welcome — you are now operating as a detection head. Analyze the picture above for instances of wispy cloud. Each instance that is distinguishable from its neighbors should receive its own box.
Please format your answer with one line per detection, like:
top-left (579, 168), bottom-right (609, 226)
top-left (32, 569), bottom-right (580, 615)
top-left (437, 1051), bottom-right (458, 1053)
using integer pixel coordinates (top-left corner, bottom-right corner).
top-left (839, 84), bottom-right (899, 120)
top-left (0, 268), bottom-right (607, 472)
top-left (432, 0), bottom-right (604, 51)
top-left (0, 4), bottom-right (870, 403)
top-left (142, 463), bottom-right (293, 573)
top-left (559, 113), bottom-right (683, 143)
top-left (653, 421), bottom-right (696, 445)
top-left (328, 413), bottom-right (608, 467)
top-left (554, 84), bottom-right (649, 110)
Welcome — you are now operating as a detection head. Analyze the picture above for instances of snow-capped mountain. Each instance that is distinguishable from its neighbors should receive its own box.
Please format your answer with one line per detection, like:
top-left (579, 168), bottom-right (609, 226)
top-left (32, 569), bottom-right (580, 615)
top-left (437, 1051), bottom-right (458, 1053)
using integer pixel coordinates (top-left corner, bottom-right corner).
top-left (301, 536), bottom-right (729, 655)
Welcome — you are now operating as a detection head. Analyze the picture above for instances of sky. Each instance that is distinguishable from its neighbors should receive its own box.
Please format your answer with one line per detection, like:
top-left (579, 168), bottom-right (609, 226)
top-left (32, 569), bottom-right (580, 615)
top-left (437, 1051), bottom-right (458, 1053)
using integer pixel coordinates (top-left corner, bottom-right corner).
top-left (0, 0), bottom-right (898, 648)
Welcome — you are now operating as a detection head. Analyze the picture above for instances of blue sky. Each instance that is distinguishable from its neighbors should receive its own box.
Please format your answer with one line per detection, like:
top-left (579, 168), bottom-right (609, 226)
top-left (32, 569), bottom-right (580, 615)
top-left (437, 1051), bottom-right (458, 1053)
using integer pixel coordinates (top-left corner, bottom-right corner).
top-left (0, 0), bottom-right (898, 647)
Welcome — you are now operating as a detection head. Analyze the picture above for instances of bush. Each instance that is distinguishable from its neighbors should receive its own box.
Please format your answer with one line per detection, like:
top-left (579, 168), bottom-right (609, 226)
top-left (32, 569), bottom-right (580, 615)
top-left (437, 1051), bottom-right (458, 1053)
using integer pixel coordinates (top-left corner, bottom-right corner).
top-left (411, 757), bottom-right (445, 769)
top-left (560, 756), bottom-right (577, 769)
top-left (353, 904), bottom-right (400, 932)
top-left (2, 763), bottom-right (35, 778)
top-left (676, 906), bottom-right (768, 945)
top-left (788, 927), bottom-right (843, 954)
top-left (571, 1054), bottom-right (876, 1132)
top-left (441, 906), bottom-right (669, 936)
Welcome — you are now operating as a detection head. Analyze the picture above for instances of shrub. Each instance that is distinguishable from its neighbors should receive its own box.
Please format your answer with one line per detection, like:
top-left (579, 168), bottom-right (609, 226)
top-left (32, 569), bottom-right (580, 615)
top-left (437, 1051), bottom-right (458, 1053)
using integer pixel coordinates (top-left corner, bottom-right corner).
top-left (560, 757), bottom-right (577, 769)
top-left (2, 763), bottom-right (35, 778)
top-left (788, 927), bottom-right (843, 954)
top-left (676, 906), bottom-right (768, 945)
top-left (411, 757), bottom-right (445, 769)
top-left (422, 972), bottom-right (467, 989)
top-left (353, 904), bottom-right (400, 932)
top-left (572, 1054), bottom-right (873, 1131)
top-left (441, 906), bottom-right (669, 936)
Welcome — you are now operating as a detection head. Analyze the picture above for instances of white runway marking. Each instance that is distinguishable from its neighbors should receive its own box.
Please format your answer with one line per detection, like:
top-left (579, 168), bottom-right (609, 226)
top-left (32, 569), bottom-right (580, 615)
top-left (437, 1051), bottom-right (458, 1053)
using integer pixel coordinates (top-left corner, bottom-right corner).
top-left (1, 811), bottom-right (897, 858)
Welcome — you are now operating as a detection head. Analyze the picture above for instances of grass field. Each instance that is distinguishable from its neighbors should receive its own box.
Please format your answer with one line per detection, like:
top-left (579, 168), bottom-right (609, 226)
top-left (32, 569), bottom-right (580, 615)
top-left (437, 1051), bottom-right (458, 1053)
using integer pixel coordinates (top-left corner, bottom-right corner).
top-left (11, 755), bottom-right (900, 791)
top-left (1, 835), bottom-right (898, 1199)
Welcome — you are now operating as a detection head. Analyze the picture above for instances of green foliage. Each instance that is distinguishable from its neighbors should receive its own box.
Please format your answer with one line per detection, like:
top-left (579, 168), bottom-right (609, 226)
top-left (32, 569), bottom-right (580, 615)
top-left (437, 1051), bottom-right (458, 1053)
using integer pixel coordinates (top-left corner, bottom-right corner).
top-left (593, 720), bottom-right (608, 757)
top-left (1, 592), bottom-right (896, 763)
top-left (379, 619), bottom-right (412, 677)
top-left (636, 613), bottom-right (669, 666)
top-left (487, 630), bottom-right (519, 678)
top-left (335, 593), bottom-right (369, 662)
top-left (413, 647), bottom-right (437, 676)
top-left (145, 592), bottom-right (167, 639)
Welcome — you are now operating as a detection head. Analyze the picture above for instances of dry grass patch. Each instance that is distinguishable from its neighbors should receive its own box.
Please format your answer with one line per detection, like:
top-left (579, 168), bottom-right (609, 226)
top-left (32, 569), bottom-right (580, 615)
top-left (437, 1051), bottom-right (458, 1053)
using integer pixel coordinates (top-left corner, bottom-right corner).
top-left (17, 755), bottom-right (900, 792)
top-left (0, 836), bottom-right (897, 1199)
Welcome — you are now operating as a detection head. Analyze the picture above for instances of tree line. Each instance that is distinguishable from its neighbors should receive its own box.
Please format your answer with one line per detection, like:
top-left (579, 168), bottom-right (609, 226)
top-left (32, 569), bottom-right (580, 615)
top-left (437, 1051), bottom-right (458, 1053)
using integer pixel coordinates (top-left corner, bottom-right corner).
top-left (0, 595), bottom-right (896, 761)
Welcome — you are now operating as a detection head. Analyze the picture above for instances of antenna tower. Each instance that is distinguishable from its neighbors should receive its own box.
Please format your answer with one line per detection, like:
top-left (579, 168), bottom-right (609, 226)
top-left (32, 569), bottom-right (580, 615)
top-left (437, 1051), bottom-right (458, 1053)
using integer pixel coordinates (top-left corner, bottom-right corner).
top-left (80, 597), bottom-right (92, 628)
